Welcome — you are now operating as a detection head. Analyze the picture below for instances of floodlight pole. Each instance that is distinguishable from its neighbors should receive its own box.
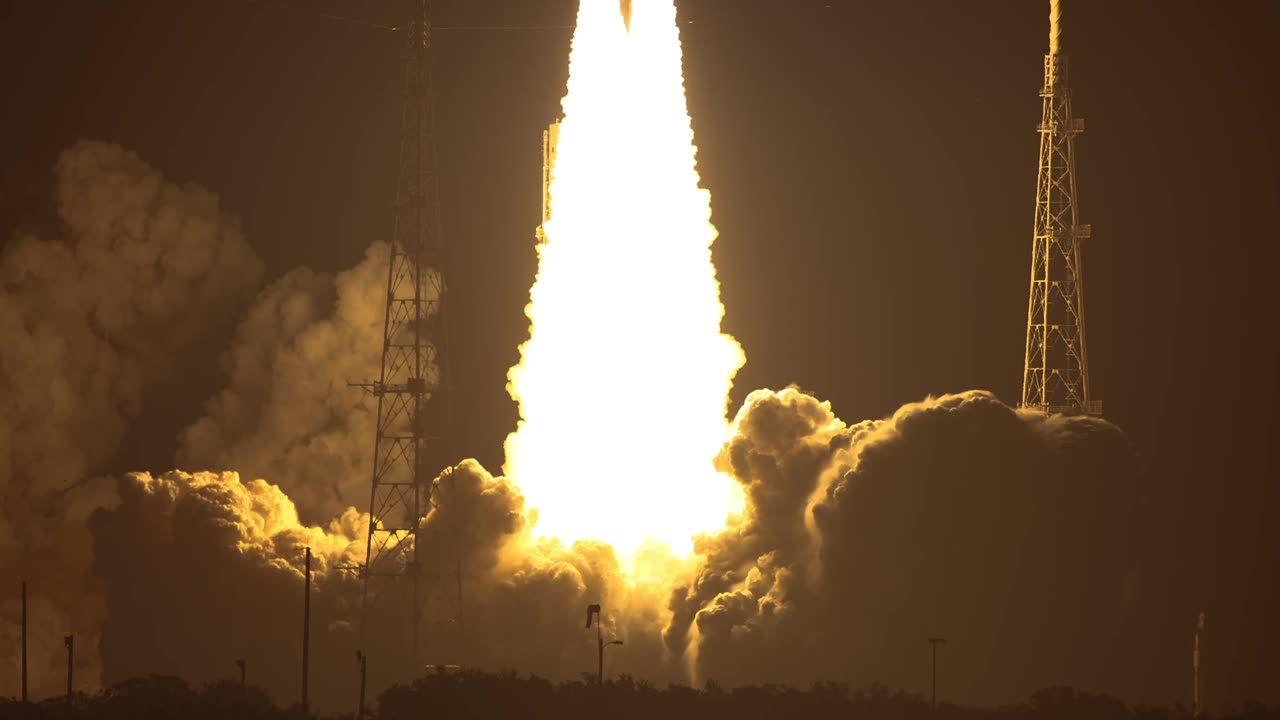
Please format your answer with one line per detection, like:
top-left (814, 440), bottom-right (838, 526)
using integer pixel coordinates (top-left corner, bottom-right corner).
top-left (928, 638), bottom-right (947, 710)
top-left (21, 581), bottom-right (28, 704)
top-left (356, 651), bottom-right (368, 720)
top-left (64, 634), bottom-right (74, 703)
top-left (586, 603), bottom-right (623, 685)
top-left (302, 546), bottom-right (312, 716)
top-left (1193, 612), bottom-right (1205, 717)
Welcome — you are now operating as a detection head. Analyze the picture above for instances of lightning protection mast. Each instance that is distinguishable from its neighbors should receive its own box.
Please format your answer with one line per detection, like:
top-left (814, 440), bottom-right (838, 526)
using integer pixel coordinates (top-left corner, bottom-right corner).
top-left (1020, 0), bottom-right (1101, 416)
top-left (355, 0), bottom-right (457, 667)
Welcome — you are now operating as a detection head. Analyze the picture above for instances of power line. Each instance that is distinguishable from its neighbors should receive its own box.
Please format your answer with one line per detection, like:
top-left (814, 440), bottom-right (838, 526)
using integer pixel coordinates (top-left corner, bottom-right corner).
top-left (247, 1), bottom-right (705, 34)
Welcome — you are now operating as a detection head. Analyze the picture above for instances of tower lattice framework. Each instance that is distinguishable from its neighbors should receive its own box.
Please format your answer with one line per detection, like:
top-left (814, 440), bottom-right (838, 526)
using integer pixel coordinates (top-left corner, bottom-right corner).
top-left (356, 0), bottom-right (458, 664)
top-left (1020, 0), bottom-right (1101, 416)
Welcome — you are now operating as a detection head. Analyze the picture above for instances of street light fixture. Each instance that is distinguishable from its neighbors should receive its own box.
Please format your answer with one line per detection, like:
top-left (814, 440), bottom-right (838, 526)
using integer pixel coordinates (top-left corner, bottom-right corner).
top-left (586, 604), bottom-right (624, 685)
top-left (928, 638), bottom-right (947, 710)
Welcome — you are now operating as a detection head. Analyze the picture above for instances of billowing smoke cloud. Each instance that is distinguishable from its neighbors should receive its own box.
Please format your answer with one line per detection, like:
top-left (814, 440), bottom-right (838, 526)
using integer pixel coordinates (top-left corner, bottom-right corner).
top-left (670, 389), bottom-right (1140, 704)
top-left (0, 141), bottom-right (263, 698)
top-left (85, 387), bottom-right (1142, 711)
top-left (88, 470), bottom-right (366, 710)
top-left (2, 143), bottom-right (1150, 710)
top-left (177, 243), bottom-right (390, 522)
top-left (86, 460), bottom-right (679, 710)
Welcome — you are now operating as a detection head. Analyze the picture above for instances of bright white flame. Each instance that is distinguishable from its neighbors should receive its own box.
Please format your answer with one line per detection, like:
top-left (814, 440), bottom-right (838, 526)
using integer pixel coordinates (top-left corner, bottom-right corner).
top-left (505, 0), bottom-right (745, 561)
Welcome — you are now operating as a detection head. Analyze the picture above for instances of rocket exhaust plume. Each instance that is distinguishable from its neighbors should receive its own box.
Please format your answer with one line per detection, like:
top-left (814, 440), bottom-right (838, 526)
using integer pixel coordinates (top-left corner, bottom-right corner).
top-left (505, 0), bottom-right (745, 561)
top-left (620, 0), bottom-right (633, 31)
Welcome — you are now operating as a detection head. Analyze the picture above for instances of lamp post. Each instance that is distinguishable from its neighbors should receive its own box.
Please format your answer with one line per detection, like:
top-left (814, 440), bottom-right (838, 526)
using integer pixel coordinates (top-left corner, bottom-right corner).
top-left (928, 638), bottom-right (947, 710)
top-left (586, 604), bottom-right (623, 685)
top-left (356, 651), bottom-right (367, 720)
top-left (599, 639), bottom-right (623, 686)
top-left (1193, 612), bottom-right (1205, 717)
top-left (301, 546), bottom-right (311, 716)
top-left (64, 635), bottom-right (74, 704)
top-left (20, 581), bottom-right (27, 704)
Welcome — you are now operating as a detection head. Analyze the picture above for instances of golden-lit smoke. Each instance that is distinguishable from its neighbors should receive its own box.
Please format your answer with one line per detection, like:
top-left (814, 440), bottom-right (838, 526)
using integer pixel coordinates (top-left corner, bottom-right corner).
top-left (505, 0), bottom-right (745, 560)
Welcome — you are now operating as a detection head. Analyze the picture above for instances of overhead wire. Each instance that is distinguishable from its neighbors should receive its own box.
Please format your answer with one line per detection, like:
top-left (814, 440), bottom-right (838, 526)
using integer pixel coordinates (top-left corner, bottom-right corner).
top-left (246, 0), bottom-right (705, 33)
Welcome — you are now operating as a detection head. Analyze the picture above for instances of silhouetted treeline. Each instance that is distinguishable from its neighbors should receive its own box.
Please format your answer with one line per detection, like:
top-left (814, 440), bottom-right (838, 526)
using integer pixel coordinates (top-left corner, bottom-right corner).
top-left (4, 672), bottom-right (1280, 720)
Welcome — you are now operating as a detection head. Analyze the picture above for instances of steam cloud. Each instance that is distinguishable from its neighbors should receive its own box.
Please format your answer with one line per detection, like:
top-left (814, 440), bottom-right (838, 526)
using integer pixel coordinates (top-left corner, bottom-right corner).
top-left (82, 387), bottom-right (1141, 709)
top-left (3, 143), bottom-right (1145, 710)
top-left (0, 142), bottom-right (263, 698)
top-left (669, 389), bottom-right (1140, 703)
top-left (176, 243), bottom-right (390, 522)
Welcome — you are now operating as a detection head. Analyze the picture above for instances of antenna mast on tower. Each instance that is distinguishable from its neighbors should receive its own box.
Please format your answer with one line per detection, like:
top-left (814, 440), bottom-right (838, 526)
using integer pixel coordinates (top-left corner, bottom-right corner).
top-left (354, 0), bottom-right (458, 665)
top-left (1020, 0), bottom-right (1101, 416)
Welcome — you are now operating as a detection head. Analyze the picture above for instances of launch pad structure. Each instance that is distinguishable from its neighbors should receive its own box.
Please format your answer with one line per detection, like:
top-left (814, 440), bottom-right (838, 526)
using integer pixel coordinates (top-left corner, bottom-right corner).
top-left (350, 0), bottom-right (461, 666)
top-left (1020, 0), bottom-right (1102, 416)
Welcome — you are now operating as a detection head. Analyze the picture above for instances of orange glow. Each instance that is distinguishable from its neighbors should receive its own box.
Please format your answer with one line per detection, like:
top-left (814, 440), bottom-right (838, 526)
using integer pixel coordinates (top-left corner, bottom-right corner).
top-left (505, 0), bottom-right (744, 562)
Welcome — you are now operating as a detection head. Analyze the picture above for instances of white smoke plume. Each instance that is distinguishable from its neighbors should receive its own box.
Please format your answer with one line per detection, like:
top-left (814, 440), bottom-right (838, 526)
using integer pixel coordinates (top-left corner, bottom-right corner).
top-left (0, 143), bottom-right (1151, 711)
top-left (85, 461), bottom-right (683, 710)
top-left (0, 141), bottom-right (264, 699)
top-left (85, 383), bottom-right (1143, 711)
top-left (88, 470), bottom-right (367, 710)
top-left (670, 389), bottom-right (1140, 704)
top-left (177, 242), bottom-right (392, 522)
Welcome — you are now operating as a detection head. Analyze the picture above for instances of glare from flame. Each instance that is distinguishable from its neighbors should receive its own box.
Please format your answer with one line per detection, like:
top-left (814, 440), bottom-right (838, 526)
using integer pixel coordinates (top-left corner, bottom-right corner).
top-left (505, 0), bottom-right (745, 562)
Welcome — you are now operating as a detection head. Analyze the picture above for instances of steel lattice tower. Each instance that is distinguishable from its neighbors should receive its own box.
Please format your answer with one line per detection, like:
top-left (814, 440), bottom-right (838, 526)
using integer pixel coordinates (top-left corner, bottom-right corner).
top-left (1020, 0), bottom-right (1101, 416)
top-left (355, 0), bottom-right (457, 663)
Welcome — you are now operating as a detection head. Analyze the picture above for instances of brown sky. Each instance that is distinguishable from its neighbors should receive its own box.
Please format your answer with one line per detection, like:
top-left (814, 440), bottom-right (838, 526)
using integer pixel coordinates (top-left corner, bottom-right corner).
top-left (1, 0), bottom-right (1277, 708)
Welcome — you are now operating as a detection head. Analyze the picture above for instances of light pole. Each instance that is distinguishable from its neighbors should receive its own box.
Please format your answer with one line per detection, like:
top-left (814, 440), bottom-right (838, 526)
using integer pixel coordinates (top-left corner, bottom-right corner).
top-left (928, 638), bottom-right (947, 710)
top-left (1193, 612), bottom-right (1205, 717)
top-left (599, 639), bottom-right (623, 686)
top-left (356, 651), bottom-right (367, 720)
top-left (20, 581), bottom-right (27, 704)
top-left (301, 546), bottom-right (311, 717)
top-left (586, 604), bottom-right (623, 685)
top-left (236, 659), bottom-right (246, 700)
top-left (64, 634), bottom-right (74, 704)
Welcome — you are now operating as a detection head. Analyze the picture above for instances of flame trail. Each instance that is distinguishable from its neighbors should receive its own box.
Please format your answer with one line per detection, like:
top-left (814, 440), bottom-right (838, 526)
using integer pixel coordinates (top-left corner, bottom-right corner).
top-left (505, 0), bottom-right (745, 561)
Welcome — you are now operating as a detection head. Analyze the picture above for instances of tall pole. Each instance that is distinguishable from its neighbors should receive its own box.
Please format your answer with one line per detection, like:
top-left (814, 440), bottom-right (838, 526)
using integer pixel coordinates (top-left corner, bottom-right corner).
top-left (356, 651), bottom-right (368, 720)
top-left (1193, 611), bottom-right (1205, 717)
top-left (64, 634), bottom-right (74, 703)
top-left (928, 638), bottom-right (947, 710)
top-left (236, 659), bottom-right (246, 701)
top-left (20, 581), bottom-right (27, 704)
top-left (586, 604), bottom-right (603, 684)
top-left (302, 546), bottom-right (311, 716)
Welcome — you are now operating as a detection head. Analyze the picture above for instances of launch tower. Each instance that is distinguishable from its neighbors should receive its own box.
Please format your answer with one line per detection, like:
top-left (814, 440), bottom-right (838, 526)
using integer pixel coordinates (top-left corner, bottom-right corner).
top-left (1020, 0), bottom-right (1101, 415)
top-left (354, 0), bottom-right (458, 662)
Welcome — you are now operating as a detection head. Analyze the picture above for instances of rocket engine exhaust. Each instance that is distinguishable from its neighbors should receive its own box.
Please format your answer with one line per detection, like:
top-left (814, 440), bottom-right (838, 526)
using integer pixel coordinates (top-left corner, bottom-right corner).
top-left (620, 0), bottom-right (633, 31)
